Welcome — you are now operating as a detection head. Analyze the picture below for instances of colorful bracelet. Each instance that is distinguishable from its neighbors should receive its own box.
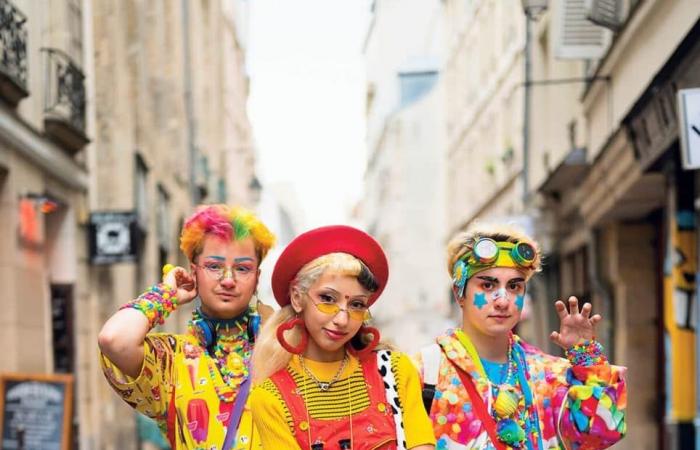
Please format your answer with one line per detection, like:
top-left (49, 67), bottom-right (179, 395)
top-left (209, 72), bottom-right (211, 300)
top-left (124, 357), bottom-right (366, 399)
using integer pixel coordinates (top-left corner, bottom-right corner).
top-left (565, 339), bottom-right (608, 366)
top-left (120, 283), bottom-right (179, 329)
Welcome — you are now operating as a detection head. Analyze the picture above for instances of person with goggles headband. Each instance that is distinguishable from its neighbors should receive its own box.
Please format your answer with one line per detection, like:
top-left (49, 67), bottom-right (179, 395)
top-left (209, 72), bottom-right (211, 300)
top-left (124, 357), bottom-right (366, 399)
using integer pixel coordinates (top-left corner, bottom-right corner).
top-left (416, 224), bottom-right (627, 450)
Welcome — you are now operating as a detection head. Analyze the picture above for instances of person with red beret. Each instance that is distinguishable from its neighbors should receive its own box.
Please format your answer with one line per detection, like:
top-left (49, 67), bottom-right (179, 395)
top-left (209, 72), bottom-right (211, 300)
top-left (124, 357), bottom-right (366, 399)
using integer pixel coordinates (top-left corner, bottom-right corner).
top-left (249, 225), bottom-right (436, 450)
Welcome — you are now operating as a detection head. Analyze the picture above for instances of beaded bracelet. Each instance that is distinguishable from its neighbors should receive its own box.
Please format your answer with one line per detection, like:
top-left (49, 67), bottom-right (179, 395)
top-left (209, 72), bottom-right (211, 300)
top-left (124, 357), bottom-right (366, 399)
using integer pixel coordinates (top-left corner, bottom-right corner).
top-left (565, 339), bottom-right (608, 366)
top-left (120, 283), bottom-right (179, 329)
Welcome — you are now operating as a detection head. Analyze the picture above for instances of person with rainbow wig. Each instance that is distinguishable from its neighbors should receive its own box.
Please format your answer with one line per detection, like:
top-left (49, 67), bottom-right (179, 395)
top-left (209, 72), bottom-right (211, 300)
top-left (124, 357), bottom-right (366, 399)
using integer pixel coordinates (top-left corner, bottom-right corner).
top-left (98, 204), bottom-right (275, 450)
top-left (416, 224), bottom-right (627, 450)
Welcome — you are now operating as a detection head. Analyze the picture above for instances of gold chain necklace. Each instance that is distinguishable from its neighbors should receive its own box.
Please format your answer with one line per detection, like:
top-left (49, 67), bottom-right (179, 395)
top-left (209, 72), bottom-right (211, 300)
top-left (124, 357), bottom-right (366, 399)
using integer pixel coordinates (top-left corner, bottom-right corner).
top-left (299, 353), bottom-right (349, 391)
top-left (300, 354), bottom-right (354, 450)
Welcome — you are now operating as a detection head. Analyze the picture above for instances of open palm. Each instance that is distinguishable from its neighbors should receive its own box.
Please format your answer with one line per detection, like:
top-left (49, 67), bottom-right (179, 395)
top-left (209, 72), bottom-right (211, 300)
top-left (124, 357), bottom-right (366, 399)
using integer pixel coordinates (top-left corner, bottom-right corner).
top-left (549, 296), bottom-right (602, 349)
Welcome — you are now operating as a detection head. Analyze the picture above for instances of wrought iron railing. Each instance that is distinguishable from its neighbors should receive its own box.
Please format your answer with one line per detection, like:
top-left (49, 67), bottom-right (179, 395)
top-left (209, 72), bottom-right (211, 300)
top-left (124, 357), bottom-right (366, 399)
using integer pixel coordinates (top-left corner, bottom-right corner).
top-left (0, 0), bottom-right (28, 93)
top-left (42, 48), bottom-right (86, 132)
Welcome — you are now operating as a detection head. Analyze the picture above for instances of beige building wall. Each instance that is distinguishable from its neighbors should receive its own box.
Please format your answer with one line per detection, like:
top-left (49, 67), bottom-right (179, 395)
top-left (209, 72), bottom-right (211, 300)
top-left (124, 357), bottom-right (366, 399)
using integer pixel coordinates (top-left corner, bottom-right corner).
top-left (443, 0), bottom-right (700, 449)
top-left (444, 0), bottom-right (524, 233)
top-left (89, 1), bottom-right (257, 447)
top-left (443, 1), bottom-right (696, 448)
top-left (0, 0), bottom-right (255, 448)
top-left (0, 0), bottom-right (91, 448)
top-left (363, 0), bottom-right (451, 353)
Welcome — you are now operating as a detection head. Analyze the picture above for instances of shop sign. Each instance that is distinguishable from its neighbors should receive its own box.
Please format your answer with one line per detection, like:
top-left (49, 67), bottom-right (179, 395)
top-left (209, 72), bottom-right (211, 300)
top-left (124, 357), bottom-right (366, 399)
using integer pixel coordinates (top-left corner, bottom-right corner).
top-left (678, 88), bottom-right (700, 170)
top-left (88, 211), bottom-right (138, 264)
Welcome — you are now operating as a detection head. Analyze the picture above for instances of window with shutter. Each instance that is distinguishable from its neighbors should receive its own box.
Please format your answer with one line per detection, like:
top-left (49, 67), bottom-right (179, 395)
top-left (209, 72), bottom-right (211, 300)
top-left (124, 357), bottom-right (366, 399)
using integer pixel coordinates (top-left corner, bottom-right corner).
top-left (554, 0), bottom-right (611, 60)
top-left (586, 0), bottom-right (623, 31)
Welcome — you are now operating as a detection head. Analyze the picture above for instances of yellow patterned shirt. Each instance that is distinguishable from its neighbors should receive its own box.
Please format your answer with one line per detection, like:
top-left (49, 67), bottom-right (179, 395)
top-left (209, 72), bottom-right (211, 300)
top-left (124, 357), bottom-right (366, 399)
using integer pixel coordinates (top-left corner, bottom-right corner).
top-left (100, 333), bottom-right (261, 450)
top-left (250, 352), bottom-right (435, 449)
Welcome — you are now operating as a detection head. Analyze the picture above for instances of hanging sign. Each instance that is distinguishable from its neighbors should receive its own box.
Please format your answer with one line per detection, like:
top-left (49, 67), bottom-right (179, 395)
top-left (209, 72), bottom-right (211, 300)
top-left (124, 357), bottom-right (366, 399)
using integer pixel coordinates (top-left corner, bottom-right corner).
top-left (88, 211), bottom-right (138, 264)
top-left (678, 88), bottom-right (700, 170)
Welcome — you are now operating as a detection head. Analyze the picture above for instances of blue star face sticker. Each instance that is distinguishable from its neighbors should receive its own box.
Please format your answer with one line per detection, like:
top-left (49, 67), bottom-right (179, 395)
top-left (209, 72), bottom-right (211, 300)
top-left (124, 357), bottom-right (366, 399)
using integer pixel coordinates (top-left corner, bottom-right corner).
top-left (473, 292), bottom-right (487, 309)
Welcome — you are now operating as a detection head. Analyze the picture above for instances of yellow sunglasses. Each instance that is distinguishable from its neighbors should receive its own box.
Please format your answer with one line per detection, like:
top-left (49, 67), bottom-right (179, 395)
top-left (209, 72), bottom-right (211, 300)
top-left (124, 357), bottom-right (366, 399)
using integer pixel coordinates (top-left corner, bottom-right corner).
top-left (306, 294), bottom-right (371, 322)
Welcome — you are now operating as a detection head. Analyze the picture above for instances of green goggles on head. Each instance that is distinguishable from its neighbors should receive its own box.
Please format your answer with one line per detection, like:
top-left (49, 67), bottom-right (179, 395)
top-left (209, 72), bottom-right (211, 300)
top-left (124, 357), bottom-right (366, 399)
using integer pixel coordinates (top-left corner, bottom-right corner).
top-left (452, 238), bottom-right (537, 297)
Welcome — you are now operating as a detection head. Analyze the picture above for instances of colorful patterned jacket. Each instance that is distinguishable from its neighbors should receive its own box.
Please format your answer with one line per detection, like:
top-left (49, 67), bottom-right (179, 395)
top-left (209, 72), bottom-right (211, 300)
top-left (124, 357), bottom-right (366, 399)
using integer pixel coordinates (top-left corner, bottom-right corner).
top-left (414, 329), bottom-right (627, 450)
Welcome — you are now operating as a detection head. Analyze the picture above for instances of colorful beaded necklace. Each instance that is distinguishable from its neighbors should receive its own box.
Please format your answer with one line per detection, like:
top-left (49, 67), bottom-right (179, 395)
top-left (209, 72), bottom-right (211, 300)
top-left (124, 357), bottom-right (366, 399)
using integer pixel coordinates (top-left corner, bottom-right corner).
top-left (489, 335), bottom-right (527, 448)
top-left (187, 305), bottom-right (258, 402)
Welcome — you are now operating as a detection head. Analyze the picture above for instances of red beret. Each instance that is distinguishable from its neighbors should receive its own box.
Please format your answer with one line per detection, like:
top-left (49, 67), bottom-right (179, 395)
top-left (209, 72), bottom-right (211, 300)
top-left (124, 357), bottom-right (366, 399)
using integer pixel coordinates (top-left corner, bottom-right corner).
top-left (271, 225), bottom-right (389, 307)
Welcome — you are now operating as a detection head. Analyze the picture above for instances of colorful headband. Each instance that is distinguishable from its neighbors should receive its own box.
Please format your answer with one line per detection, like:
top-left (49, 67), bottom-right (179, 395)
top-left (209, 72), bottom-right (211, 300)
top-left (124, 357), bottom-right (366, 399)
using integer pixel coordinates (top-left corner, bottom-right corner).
top-left (452, 238), bottom-right (536, 297)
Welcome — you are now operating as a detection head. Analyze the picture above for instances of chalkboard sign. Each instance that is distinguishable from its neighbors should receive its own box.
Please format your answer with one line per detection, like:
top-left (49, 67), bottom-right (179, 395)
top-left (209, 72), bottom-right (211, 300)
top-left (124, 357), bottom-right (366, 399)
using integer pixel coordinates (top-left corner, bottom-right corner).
top-left (0, 373), bottom-right (73, 450)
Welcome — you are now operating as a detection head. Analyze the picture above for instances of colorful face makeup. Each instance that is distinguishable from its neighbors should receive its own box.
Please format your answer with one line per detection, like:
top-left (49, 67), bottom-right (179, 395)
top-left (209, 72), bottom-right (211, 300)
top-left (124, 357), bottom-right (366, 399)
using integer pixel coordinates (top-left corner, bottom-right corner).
top-left (472, 288), bottom-right (525, 310)
top-left (193, 236), bottom-right (260, 319)
top-left (473, 292), bottom-right (488, 309)
top-left (295, 271), bottom-right (369, 361)
top-left (490, 287), bottom-right (508, 301)
top-left (461, 267), bottom-right (526, 338)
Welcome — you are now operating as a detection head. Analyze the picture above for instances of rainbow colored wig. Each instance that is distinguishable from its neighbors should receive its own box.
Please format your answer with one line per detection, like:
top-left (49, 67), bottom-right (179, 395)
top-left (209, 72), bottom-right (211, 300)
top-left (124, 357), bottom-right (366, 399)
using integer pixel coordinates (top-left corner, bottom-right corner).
top-left (179, 204), bottom-right (276, 263)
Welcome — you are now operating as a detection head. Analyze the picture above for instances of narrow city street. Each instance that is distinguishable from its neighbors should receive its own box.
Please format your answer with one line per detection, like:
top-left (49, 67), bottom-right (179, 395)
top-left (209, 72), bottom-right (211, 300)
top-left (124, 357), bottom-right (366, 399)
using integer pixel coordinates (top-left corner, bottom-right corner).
top-left (1, 1), bottom-right (699, 449)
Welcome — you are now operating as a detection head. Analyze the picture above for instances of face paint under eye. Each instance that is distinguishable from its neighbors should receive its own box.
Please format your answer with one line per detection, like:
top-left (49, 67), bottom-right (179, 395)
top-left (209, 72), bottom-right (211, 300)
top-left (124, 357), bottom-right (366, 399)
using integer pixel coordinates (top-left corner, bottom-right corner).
top-left (515, 294), bottom-right (525, 311)
top-left (473, 292), bottom-right (487, 309)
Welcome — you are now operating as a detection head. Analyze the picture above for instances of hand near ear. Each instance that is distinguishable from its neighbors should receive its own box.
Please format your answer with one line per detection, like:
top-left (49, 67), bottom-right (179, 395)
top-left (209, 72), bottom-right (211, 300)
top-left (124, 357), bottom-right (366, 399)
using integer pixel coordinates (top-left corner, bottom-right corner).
top-left (163, 265), bottom-right (198, 305)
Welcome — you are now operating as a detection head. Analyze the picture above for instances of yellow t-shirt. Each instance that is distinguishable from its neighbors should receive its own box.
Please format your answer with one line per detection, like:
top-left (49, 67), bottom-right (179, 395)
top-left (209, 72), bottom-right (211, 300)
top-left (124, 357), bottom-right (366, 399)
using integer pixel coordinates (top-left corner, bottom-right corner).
top-left (100, 333), bottom-right (262, 450)
top-left (249, 351), bottom-right (435, 449)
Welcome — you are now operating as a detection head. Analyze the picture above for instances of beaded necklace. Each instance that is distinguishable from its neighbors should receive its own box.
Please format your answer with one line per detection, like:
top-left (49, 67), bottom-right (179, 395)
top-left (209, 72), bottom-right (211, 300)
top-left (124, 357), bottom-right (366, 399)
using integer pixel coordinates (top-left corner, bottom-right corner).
top-left (187, 306), bottom-right (256, 402)
top-left (489, 335), bottom-right (526, 448)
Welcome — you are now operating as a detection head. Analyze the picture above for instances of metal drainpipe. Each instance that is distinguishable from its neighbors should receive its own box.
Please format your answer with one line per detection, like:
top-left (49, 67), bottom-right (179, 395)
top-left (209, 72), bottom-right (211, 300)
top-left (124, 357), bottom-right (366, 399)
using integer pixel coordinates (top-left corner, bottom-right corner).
top-left (181, 0), bottom-right (198, 206)
top-left (522, 15), bottom-right (532, 206)
top-left (586, 229), bottom-right (614, 358)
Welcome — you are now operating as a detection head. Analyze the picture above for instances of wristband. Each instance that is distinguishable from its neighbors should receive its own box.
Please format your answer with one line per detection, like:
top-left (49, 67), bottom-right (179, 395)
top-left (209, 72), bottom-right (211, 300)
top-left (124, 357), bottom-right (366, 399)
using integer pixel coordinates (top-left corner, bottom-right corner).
top-left (120, 283), bottom-right (179, 328)
top-left (565, 339), bottom-right (607, 366)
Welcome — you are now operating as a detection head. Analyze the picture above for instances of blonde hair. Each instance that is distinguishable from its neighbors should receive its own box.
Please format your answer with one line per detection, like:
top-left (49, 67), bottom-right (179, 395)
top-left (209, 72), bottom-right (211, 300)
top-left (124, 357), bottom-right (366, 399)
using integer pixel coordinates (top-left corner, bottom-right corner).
top-left (252, 253), bottom-right (381, 383)
top-left (446, 223), bottom-right (543, 279)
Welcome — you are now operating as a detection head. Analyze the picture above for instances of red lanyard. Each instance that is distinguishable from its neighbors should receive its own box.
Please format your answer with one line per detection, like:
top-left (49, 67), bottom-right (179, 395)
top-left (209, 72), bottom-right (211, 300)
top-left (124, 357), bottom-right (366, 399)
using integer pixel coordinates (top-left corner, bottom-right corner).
top-left (449, 358), bottom-right (507, 450)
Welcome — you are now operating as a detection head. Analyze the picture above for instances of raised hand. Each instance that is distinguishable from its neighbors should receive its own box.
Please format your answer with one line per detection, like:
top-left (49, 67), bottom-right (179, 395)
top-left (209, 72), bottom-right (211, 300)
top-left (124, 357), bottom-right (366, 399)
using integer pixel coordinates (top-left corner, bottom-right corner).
top-left (549, 296), bottom-right (602, 349)
top-left (162, 264), bottom-right (198, 305)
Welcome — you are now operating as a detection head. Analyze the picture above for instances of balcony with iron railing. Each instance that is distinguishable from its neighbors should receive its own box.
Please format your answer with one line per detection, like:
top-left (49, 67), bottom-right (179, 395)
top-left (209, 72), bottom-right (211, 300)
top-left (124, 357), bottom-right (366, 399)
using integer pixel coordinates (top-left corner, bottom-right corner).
top-left (42, 47), bottom-right (89, 153)
top-left (0, 0), bottom-right (28, 106)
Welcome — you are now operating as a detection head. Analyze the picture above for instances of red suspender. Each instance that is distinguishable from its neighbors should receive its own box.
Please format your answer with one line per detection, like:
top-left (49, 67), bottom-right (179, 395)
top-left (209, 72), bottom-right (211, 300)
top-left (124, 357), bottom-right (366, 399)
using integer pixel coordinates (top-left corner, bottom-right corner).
top-left (449, 359), bottom-right (507, 450)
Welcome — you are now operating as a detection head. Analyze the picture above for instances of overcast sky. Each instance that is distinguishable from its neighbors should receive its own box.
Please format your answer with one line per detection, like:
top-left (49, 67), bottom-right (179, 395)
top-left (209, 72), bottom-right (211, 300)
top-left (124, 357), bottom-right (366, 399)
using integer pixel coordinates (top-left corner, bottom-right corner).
top-left (247, 0), bottom-right (373, 229)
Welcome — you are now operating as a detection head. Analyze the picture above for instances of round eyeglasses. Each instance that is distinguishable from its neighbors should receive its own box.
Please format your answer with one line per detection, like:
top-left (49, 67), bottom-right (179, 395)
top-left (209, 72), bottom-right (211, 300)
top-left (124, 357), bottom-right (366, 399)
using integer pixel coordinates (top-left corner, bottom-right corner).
top-left (197, 262), bottom-right (257, 281)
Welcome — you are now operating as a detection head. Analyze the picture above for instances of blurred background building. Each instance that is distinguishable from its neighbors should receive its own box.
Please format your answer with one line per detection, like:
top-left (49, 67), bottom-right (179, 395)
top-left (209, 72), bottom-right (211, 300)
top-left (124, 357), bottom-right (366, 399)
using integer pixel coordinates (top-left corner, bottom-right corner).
top-left (2, 0), bottom-right (700, 448)
top-left (361, 0), bottom-right (452, 353)
top-left (365, 0), bottom-right (700, 449)
top-left (0, 0), bottom-right (258, 448)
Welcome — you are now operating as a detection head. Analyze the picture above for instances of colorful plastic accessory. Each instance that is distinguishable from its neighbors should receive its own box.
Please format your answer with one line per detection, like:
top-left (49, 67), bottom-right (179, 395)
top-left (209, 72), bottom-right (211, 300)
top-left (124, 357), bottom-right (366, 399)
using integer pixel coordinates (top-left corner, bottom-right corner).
top-left (452, 238), bottom-right (537, 296)
top-left (565, 340), bottom-right (608, 366)
top-left (120, 283), bottom-right (178, 328)
top-left (347, 326), bottom-right (381, 359)
top-left (276, 316), bottom-right (309, 354)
